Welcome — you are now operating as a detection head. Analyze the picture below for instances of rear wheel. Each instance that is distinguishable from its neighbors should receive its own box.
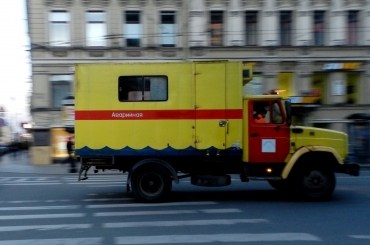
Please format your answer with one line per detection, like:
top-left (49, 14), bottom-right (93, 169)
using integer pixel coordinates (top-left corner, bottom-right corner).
top-left (298, 168), bottom-right (336, 201)
top-left (131, 165), bottom-right (172, 202)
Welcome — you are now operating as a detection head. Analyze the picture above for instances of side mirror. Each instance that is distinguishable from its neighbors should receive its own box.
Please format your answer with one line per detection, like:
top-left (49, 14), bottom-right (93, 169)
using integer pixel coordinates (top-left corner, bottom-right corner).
top-left (285, 100), bottom-right (292, 126)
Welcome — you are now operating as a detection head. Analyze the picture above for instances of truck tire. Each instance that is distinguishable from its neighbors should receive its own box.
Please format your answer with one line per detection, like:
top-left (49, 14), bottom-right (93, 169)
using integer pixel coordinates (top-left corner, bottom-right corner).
top-left (298, 168), bottom-right (336, 201)
top-left (131, 165), bottom-right (172, 202)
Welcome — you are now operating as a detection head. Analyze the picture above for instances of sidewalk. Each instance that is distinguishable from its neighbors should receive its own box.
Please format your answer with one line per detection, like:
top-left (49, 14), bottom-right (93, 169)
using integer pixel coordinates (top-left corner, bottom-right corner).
top-left (0, 151), bottom-right (369, 175)
top-left (0, 151), bottom-right (77, 175)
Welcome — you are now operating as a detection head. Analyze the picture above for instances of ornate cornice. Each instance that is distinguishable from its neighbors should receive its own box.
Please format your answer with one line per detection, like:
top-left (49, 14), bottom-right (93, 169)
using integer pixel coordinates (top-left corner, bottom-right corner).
top-left (154, 0), bottom-right (182, 7)
top-left (44, 0), bottom-right (73, 6)
top-left (82, 0), bottom-right (110, 7)
top-left (118, 0), bottom-right (146, 6)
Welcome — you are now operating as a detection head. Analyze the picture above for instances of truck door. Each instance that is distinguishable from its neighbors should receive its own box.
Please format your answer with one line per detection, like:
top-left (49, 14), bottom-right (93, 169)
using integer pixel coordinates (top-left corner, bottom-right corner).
top-left (194, 63), bottom-right (226, 150)
top-left (248, 100), bottom-right (290, 163)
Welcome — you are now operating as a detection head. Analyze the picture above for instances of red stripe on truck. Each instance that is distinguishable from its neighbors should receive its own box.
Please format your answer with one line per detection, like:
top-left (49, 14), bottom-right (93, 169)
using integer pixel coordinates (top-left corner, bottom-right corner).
top-left (75, 109), bottom-right (243, 120)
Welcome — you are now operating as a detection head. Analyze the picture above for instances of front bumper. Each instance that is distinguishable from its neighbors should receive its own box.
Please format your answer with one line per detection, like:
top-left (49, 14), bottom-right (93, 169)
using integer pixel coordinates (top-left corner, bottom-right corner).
top-left (336, 163), bottom-right (360, 176)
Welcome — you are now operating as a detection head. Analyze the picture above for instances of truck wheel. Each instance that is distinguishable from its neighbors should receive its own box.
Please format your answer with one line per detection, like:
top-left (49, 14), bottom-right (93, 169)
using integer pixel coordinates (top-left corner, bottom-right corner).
top-left (299, 168), bottom-right (336, 201)
top-left (131, 165), bottom-right (172, 202)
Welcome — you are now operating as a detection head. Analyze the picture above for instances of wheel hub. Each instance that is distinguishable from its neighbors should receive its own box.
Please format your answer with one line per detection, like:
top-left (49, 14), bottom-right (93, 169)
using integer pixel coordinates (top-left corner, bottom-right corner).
top-left (305, 171), bottom-right (326, 190)
top-left (139, 173), bottom-right (164, 197)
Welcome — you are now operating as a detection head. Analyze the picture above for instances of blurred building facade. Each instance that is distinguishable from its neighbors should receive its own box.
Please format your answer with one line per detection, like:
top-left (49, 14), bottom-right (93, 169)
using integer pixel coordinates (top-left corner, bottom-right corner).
top-left (27, 0), bottom-right (370, 161)
top-left (0, 106), bottom-right (12, 143)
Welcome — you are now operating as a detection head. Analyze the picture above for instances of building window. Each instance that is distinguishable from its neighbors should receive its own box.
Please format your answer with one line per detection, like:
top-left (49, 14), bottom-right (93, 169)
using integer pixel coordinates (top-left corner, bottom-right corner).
top-left (280, 11), bottom-right (292, 46)
top-left (49, 11), bottom-right (70, 46)
top-left (245, 11), bottom-right (258, 46)
top-left (160, 11), bottom-right (176, 47)
top-left (86, 11), bottom-right (107, 47)
top-left (348, 11), bottom-right (359, 45)
top-left (314, 11), bottom-right (325, 46)
top-left (124, 11), bottom-right (141, 47)
top-left (118, 76), bottom-right (168, 101)
top-left (50, 75), bottom-right (73, 108)
top-left (210, 11), bottom-right (223, 46)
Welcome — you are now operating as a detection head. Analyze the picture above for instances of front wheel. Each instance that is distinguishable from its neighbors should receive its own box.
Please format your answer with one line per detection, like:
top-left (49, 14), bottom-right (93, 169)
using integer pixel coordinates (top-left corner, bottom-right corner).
top-left (131, 165), bottom-right (172, 203)
top-left (298, 168), bottom-right (336, 201)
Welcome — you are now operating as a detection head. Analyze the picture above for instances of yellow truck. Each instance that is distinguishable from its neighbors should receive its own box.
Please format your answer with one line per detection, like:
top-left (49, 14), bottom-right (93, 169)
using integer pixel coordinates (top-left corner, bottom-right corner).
top-left (74, 61), bottom-right (359, 202)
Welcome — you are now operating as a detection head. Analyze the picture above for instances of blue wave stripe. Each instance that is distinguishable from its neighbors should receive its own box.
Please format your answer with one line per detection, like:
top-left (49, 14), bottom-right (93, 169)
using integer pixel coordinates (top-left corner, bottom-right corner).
top-left (75, 146), bottom-right (242, 157)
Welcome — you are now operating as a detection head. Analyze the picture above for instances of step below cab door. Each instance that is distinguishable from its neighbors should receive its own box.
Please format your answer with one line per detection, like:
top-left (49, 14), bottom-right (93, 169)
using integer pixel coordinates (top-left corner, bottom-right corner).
top-left (248, 100), bottom-right (290, 163)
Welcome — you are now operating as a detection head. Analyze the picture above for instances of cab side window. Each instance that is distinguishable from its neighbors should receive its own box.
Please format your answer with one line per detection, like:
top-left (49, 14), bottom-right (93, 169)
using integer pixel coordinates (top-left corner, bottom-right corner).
top-left (272, 101), bottom-right (284, 124)
top-left (253, 101), bottom-right (270, 124)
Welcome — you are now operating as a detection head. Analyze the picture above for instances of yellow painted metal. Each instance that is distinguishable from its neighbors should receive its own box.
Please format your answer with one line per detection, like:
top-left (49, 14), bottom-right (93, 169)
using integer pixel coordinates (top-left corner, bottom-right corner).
top-left (242, 99), bottom-right (249, 162)
top-left (280, 126), bottom-right (348, 179)
top-left (278, 73), bottom-right (293, 98)
top-left (281, 145), bottom-right (344, 179)
top-left (290, 126), bottom-right (348, 159)
top-left (75, 61), bottom-right (243, 151)
top-left (194, 62), bottom-right (225, 149)
top-left (226, 62), bottom-right (243, 150)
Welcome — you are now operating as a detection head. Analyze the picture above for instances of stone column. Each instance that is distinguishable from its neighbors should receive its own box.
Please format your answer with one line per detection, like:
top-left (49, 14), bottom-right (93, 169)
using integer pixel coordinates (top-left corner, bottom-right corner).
top-left (297, 62), bottom-right (313, 95)
top-left (263, 62), bottom-right (279, 93)
top-left (261, 0), bottom-right (278, 46)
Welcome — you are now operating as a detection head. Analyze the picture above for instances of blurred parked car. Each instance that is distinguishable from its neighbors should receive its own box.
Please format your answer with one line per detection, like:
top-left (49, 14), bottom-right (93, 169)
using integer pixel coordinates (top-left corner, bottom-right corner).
top-left (0, 143), bottom-right (10, 156)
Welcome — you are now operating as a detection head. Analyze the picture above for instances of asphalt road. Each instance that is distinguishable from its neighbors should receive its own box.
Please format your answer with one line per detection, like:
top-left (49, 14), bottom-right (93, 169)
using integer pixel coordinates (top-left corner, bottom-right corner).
top-left (0, 171), bottom-right (369, 245)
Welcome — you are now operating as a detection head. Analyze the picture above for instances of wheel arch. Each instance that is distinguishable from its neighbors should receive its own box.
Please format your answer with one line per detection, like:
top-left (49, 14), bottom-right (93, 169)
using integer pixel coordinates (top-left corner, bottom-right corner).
top-left (127, 158), bottom-right (179, 185)
top-left (281, 146), bottom-right (343, 179)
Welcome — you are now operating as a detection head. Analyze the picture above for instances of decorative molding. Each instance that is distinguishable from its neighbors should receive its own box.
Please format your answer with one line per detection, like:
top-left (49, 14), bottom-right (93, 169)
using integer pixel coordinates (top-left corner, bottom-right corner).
top-left (154, 0), bottom-right (163, 6)
top-left (298, 62), bottom-right (313, 76)
top-left (266, 47), bottom-right (277, 56)
top-left (301, 46), bottom-right (311, 55)
top-left (175, 0), bottom-right (182, 7)
top-left (161, 50), bottom-right (176, 57)
top-left (310, 0), bottom-right (330, 6)
top-left (189, 11), bottom-right (204, 17)
top-left (52, 51), bottom-right (68, 57)
top-left (331, 10), bottom-right (346, 17)
top-left (118, 0), bottom-right (146, 6)
top-left (118, 0), bottom-right (127, 6)
top-left (205, 0), bottom-right (226, 7)
top-left (263, 11), bottom-right (275, 17)
top-left (229, 11), bottom-right (240, 17)
top-left (191, 48), bottom-right (206, 57)
top-left (344, 0), bottom-right (366, 7)
top-left (82, 0), bottom-right (110, 7)
top-left (154, 0), bottom-right (180, 7)
top-left (277, 0), bottom-right (295, 8)
top-left (126, 50), bottom-right (141, 57)
top-left (298, 10), bottom-right (310, 17)
top-left (89, 50), bottom-right (104, 57)
top-left (242, 0), bottom-right (264, 7)
top-left (44, 0), bottom-right (73, 6)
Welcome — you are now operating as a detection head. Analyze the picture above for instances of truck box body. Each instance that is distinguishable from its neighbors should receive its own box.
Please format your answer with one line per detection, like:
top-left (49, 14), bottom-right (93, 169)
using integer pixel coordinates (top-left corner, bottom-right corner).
top-left (74, 61), bottom-right (359, 202)
top-left (75, 61), bottom-right (243, 158)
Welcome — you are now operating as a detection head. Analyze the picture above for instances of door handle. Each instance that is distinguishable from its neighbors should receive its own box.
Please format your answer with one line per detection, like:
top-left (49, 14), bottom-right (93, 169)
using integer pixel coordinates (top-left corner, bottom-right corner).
top-left (219, 120), bottom-right (229, 134)
top-left (219, 120), bottom-right (227, 127)
top-left (250, 133), bottom-right (259, 137)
